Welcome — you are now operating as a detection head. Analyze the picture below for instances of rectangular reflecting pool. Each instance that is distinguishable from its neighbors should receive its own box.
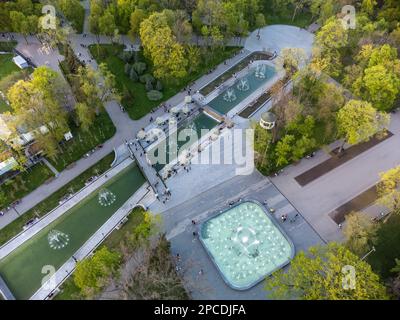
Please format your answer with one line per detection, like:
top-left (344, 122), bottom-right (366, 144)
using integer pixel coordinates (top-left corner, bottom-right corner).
top-left (148, 112), bottom-right (219, 172)
top-left (208, 63), bottom-right (276, 115)
top-left (0, 164), bottom-right (145, 300)
top-left (199, 200), bottom-right (294, 290)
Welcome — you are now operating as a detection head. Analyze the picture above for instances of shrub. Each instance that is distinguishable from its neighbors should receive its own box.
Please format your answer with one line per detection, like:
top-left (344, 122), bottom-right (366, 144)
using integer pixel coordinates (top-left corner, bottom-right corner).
top-left (156, 80), bottom-right (163, 91)
top-left (129, 68), bottom-right (138, 82)
top-left (145, 80), bottom-right (153, 91)
top-left (140, 73), bottom-right (155, 84)
top-left (133, 62), bottom-right (147, 75)
top-left (124, 63), bottom-right (131, 75)
top-left (147, 90), bottom-right (163, 101)
top-left (119, 51), bottom-right (133, 63)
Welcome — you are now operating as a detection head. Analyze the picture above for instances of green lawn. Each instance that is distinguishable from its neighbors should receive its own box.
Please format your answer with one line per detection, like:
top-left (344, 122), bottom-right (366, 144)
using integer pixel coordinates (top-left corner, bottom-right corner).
top-left (0, 153), bottom-right (114, 247)
top-left (55, 207), bottom-right (146, 300)
top-left (367, 214), bottom-right (400, 280)
top-left (0, 55), bottom-right (19, 79)
top-left (0, 41), bottom-right (17, 52)
top-left (89, 44), bottom-right (241, 120)
top-left (0, 163), bottom-right (54, 210)
top-left (49, 112), bottom-right (116, 171)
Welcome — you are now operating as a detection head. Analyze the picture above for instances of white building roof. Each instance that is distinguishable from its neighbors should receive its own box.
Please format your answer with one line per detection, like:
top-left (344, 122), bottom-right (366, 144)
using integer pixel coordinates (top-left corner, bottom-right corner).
top-left (12, 55), bottom-right (28, 69)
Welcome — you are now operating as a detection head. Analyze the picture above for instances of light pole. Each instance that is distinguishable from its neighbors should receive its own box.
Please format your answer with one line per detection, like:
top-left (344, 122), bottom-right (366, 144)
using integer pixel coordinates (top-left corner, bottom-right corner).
top-left (361, 246), bottom-right (376, 261)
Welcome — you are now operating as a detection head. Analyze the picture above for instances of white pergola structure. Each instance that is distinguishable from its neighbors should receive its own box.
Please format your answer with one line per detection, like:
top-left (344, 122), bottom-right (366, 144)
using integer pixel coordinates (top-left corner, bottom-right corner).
top-left (259, 112), bottom-right (276, 130)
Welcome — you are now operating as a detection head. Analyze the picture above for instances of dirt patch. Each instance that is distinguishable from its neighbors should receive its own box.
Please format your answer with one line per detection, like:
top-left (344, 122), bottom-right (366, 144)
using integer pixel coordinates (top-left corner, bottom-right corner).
top-left (295, 131), bottom-right (394, 187)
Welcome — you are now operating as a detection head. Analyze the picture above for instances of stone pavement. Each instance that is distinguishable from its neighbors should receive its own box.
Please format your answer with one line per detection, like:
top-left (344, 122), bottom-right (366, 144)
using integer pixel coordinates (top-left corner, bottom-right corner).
top-left (161, 171), bottom-right (324, 299)
top-left (244, 25), bottom-right (314, 58)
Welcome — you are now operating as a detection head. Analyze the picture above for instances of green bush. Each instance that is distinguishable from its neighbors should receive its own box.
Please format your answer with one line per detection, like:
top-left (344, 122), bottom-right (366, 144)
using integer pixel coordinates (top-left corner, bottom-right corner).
top-left (119, 51), bottom-right (134, 63)
top-left (156, 80), bottom-right (163, 91)
top-left (124, 63), bottom-right (131, 75)
top-left (140, 73), bottom-right (155, 84)
top-left (147, 90), bottom-right (163, 101)
top-left (133, 62), bottom-right (147, 75)
top-left (145, 80), bottom-right (153, 91)
top-left (129, 68), bottom-right (138, 82)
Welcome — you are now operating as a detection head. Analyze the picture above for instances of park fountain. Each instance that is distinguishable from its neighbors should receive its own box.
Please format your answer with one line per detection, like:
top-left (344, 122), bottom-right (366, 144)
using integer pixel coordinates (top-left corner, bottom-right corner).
top-left (47, 230), bottom-right (70, 250)
top-left (199, 201), bottom-right (294, 290)
top-left (236, 78), bottom-right (250, 92)
top-left (255, 64), bottom-right (267, 79)
top-left (223, 88), bottom-right (237, 102)
top-left (98, 188), bottom-right (117, 207)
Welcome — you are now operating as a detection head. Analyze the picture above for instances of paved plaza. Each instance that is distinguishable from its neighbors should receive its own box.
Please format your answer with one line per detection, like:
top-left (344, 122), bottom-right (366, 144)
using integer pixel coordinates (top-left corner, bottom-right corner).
top-left (161, 172), bottom-right (324, 299)
top-left (270, 112), bottom-right (400, 242)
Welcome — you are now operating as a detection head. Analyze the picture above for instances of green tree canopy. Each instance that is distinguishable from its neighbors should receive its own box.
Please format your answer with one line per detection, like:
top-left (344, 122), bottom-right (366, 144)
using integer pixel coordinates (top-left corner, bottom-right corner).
top-left (337, 100), bottom-right (390, 147)
top-left (265, 243), bottom-right (389, 300)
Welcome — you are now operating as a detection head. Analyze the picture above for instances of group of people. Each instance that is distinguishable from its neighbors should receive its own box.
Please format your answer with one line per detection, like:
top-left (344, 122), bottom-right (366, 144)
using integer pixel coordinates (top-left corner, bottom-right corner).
top-left (281, 213), bottom-right (299, 223)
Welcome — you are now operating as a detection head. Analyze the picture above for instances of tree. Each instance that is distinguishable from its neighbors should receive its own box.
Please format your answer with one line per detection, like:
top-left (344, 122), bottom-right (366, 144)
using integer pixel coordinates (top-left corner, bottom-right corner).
top-left (75, 102), bottom-right (95, 132)
top-left (389, 259), bottom-right (400, 299)
top-left (343, 212), bottom-right (377, 257)
top-left (361, 0), bottom-right (377, 16)
top-left (78, 65), bottom-right (102, 114)
top-left (313, 18), bottom-right (348, 77)
top-left (165, 9), bottom-right (193, 43)
top-left (103, 235), bottom-right (188, 300)
top-left (98, 63), bottom-right (116, 102)
top-left (277, 48), bottom-right (307, 75)
top-left (140, 11), bottom-right (188, 82)
top-left (186, 45), bottom-right (201, 74)
top-left (57, 0), bottom-right (85, 32)
top-left (7, 67), bottom-right (70, 157)
top-left (377, 166), bottom-right (400, 214)
top-left (89, 0), bottom-right (103, 40)
top-left (74, 247), bottom-right (121, 298)
top-left (337, 100), bottom-right (390, 151)
top-left (98, 9), bottom-right (117, 41)
top-left (129, 8), bottom-right (147, 41)
top-left (9, 11), bottom-right (37, 44)
top-left (255, 13), bottom-right (266, 37)
top-left (0, 191), bottom-right (8, 209)
top-left (363, 65), bottom-right (399, 111)
top-left (275, 135), bottom-right (295, 167)
top-left (348, 44), bottom-right (400, 111)
top-left (288, 0), bottom-right (311, 22)
top-left (253, 122), bottom-right (273, 169)
top-left (265, 243), bottom-right (389, 300)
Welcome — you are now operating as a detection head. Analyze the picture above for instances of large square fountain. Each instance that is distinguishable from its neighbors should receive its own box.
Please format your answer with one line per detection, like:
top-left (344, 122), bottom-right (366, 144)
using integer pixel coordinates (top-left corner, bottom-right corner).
top-left (199, 200), bottom-right (295, 290)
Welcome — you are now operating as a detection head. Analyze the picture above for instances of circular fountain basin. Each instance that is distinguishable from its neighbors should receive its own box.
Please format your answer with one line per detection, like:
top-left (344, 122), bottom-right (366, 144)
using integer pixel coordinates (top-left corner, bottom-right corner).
top-left (199, 200), bottom-right (295, 290)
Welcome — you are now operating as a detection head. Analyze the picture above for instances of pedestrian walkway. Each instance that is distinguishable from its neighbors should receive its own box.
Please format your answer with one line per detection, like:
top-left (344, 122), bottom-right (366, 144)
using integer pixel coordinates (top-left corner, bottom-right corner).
top-left (127, 141), bottom-right (169, 203)
top-left (41, 158), bottom-right (60, 177)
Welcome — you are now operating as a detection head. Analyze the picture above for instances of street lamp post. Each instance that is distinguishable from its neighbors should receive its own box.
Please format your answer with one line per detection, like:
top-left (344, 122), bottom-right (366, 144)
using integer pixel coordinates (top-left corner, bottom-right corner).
top-left (361, 246), bottom-right (376, 261)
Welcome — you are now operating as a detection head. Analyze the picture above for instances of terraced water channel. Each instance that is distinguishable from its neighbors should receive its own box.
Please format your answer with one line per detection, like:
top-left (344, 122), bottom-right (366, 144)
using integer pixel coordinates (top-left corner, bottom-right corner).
top-left (0, 164), bottom-right (145, 300)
